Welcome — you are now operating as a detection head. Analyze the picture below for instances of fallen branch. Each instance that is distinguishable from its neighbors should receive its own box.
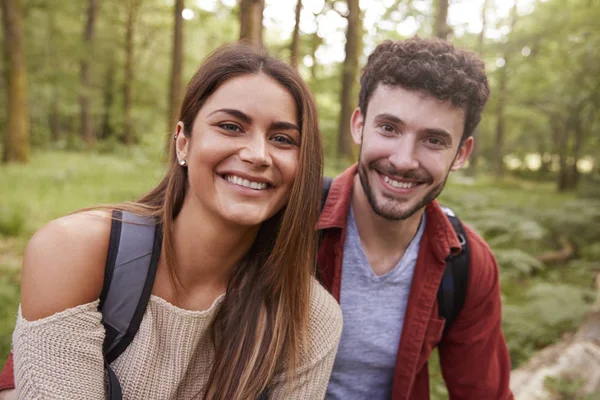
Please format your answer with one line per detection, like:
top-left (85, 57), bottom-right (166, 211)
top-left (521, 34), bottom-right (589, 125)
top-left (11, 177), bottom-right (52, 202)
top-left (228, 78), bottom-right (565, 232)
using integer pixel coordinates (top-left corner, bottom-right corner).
top-left (535, 236), bottom-right (575, 265)
top-left (510, 274), bottom-right (600, 399)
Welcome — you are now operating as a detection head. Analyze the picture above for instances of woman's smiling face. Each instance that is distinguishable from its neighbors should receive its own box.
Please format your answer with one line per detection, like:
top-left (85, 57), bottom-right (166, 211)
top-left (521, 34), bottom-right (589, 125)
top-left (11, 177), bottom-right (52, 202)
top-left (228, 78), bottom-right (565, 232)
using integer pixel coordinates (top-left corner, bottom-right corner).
top-left (175, 73), bottom-right (300, 227)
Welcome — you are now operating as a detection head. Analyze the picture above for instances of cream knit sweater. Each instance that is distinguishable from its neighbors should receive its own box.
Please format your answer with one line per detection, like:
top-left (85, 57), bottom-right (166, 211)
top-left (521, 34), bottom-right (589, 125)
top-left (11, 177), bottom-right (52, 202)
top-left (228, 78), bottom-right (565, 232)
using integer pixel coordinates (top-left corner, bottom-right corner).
top-left (12, 280), bottom-right (342, 400)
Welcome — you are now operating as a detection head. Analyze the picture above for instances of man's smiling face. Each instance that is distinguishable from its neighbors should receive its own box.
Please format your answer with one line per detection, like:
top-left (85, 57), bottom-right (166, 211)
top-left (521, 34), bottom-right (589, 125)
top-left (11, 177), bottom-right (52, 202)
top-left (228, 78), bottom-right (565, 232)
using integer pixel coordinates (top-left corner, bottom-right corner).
top-left (351, 84), bottom-right (473, 220)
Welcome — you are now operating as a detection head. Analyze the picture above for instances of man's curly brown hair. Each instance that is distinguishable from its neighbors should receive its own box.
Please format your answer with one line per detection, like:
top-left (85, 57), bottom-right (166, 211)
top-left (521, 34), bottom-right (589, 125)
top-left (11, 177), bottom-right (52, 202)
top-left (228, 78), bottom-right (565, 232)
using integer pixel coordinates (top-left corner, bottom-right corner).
top-left (358, 37), bottom-right (490, 141)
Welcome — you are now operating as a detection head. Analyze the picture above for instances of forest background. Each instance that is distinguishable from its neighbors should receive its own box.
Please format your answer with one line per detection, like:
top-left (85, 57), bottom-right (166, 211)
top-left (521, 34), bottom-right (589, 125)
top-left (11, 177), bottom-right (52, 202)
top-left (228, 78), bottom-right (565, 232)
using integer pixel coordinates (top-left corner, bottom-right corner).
top-left (1, 0), bottom-right (600, 398)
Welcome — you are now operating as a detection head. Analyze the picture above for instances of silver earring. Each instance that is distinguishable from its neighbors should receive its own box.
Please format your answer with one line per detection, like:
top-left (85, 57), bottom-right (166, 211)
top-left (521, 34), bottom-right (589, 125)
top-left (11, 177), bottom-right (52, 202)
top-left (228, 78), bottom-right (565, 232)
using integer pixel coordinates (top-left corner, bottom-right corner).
top-left (179, 159), bottom-right (187, 167)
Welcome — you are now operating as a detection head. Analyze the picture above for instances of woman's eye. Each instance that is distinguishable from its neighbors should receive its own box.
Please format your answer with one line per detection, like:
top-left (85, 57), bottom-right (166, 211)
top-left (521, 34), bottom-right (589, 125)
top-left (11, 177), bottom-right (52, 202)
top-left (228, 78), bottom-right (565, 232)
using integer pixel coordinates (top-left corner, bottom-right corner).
top-left (219, 123), bottom-right (241, 132)
top-left (271, 135), bottom-right (296, 146)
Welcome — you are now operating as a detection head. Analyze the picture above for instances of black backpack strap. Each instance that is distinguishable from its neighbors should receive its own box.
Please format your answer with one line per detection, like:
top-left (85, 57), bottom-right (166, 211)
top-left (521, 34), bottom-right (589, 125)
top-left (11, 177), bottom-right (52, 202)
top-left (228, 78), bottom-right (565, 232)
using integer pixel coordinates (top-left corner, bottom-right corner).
top-left (105, 360), bottom-right (123, 399)
top-left (321, 176), bottom-right (334, 211)
top-left (437, 210), bottom-right (469, 336)
top-left (98, 210), bottom-right (162, 399)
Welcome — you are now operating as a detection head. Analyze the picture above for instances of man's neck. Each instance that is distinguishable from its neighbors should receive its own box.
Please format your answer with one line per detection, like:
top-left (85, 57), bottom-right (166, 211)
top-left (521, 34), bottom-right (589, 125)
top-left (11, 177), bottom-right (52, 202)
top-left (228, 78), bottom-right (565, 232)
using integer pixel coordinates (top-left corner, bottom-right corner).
top-left (351, 175), bottom-right (424, 276)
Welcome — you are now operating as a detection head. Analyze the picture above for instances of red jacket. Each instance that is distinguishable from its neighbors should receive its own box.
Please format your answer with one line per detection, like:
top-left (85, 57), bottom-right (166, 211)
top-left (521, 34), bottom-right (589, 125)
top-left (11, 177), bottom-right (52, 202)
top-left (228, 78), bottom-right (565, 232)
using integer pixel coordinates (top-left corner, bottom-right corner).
top-left (0, 164), bottom-right (513, 398)
top-left (317, 165), bottom-right (513, 400)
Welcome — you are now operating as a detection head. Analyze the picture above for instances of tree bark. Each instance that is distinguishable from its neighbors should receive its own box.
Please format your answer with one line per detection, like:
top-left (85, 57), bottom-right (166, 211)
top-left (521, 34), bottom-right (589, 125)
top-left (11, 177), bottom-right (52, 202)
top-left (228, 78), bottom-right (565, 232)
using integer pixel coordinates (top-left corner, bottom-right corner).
top-left (493, 0), bottom-right (518, 179)
top-left (568, 110), bottom-right (585, 189)
top-left (337, 0), bottom-right (361, 160)
top-left (493, 63), bottom-right (508, 179)
top-left (123, 0), bottom-right (140, 145)
top-left (434, 0), bottom-right (451, 40)
top-left (100, 62), bottom-right (115, 140)
top-left (166, 0), bottom-right (184, 146)
top-left (290, 0), bottom-right (302, 68)
top-left (309, 32), bottom-right (321, 80)
top-left (1, 0), bottom-right (29, 163)
top-left (465, 0), bottom-right (489, 178)
top-left (47, 8), bottom-right (61, 143)
top-left (239, 0), bottom-right (264, 46)
top-left (556, 118), bottom-right (570, 192)
top-left (80, 0), bottom-right (99, 147)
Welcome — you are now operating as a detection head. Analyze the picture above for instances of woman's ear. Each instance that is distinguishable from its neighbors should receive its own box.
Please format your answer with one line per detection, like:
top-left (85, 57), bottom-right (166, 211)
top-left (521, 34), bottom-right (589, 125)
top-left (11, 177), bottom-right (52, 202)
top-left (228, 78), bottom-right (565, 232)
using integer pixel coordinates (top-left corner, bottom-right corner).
top-left (175, 122), bottom-right (189, 163)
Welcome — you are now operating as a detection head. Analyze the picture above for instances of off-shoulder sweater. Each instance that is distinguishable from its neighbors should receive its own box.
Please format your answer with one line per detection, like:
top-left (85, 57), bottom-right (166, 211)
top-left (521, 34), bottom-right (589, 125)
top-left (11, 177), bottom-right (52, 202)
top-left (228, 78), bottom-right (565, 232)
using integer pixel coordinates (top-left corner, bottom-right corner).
top-left (12, 280), bottom-right (342, 400)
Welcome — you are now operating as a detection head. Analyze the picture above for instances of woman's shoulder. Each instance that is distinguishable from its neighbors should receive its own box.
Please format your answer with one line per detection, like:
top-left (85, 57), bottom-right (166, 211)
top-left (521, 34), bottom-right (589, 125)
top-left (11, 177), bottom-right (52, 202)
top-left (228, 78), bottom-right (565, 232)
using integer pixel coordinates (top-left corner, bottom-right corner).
top-left (303, 279), bottom-right (343, 357)
top-left (20, 210), bottom-right (113, 321)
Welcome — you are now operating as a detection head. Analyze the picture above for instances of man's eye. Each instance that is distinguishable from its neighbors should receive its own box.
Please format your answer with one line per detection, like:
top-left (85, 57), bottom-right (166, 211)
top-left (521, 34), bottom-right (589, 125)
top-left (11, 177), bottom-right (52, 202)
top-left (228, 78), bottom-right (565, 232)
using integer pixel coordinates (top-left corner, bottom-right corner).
top-left (381, 124), bottom-right (395, 133)
top-left (427, 137), bottom-right (445, 145)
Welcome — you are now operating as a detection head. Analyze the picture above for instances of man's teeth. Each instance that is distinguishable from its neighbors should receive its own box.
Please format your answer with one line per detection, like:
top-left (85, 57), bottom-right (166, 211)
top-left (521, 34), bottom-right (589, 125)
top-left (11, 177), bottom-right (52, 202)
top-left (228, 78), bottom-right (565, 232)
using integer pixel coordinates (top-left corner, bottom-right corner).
top-left (226, 175), bottom-right (268, 190)
top-left (383, 175), bottom-right (417, 189)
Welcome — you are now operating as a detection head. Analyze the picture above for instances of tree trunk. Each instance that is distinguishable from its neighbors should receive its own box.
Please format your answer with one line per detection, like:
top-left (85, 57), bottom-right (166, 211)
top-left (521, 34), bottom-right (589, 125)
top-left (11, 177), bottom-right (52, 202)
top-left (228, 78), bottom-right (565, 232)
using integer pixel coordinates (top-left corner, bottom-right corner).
top-left (493, 63), bottom-right (508, 179)
top-left (493, 0), bottom-right (518, 180)
top-left (1, 0), bottom-right (29, 163)
top-left (80, 0), bottom-right (99, 147)
top-left (166, 0), bottom-right (184, 147)
top-left (290, 0), bottom-right (302, 68)
top-left (123, 0), bottom-right (140, 145)
top-left (434, 0), bottom-right (451, 40)
top-left (47, 9), bottom-right (61, 143)
top-left (100, 62), bottom-right (115, 140)
top-left (568, 109), bottom-right (586, 189)
top-left (239, 0), bottom-right (264, 46)
top-left (556, 119), bottom-right (571, 192)
top-left (465, 0), bottom-right (489, 178)
top-left (309, 32), bottom-right (321, 80)
top-left (337, 0), bottom-right (361, 160)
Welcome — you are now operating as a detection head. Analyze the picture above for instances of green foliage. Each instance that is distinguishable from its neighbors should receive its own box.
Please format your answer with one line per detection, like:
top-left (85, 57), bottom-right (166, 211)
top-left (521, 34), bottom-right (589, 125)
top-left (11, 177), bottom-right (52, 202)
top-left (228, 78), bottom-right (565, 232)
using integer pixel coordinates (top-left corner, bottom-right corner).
top-left (0, 274), bottom-right (20, 361)
top-left (544, 374), bottom-right (586, 400)
top-left (503, 283), bottom-right (593, 366)
top-left (0, 204), bottom-right (27, 237)
top-left (495, 248), bottom-right (544, 278)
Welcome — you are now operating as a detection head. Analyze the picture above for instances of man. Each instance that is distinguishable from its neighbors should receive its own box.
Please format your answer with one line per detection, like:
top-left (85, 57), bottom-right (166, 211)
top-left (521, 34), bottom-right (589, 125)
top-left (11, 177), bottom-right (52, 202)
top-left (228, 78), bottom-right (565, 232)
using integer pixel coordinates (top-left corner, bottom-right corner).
top-left (318, 37), bottom-right (513, 399)
top-left (0, 37), bottom-right (512, 399)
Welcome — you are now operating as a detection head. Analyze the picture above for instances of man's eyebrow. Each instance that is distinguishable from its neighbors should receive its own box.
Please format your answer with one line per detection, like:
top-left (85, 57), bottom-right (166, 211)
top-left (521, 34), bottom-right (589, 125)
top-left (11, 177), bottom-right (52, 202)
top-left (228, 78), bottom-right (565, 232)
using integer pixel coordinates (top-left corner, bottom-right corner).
top-left (270, 121), bottom-right (300, 132)
top-left (206, 108), bottom-right (252, 124)
top-left (374, 113), bottom-right (405, 125)
top-left (375, 113), bottom-right (453, 144)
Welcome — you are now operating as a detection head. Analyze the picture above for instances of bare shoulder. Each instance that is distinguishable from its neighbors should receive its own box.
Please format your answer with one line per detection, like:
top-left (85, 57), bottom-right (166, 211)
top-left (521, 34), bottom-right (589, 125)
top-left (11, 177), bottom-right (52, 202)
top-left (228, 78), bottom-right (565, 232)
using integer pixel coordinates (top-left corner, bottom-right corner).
top-left (20, 210), bottom-right (113, 321)
top-left (303, 279), bottom-right (343, 358)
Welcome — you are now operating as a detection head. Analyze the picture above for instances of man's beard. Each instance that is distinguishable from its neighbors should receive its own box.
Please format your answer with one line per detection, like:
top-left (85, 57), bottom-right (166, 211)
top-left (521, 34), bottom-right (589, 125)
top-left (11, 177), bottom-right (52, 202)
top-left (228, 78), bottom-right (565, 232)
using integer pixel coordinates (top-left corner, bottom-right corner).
top-left (357, 150), bottom-right (450, 221)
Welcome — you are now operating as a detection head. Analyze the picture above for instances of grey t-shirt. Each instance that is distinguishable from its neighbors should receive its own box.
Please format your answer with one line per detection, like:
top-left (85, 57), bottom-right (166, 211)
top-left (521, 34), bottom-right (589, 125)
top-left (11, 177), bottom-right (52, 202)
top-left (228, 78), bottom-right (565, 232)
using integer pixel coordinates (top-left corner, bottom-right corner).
top-left (326, 207), bottom-right (426, 400)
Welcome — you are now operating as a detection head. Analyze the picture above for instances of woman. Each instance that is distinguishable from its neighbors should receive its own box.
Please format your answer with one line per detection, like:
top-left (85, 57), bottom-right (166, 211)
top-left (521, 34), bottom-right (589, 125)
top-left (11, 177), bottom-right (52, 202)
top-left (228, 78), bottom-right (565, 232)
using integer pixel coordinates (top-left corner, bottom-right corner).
top-left (7, 43), bottom-right (342, 399)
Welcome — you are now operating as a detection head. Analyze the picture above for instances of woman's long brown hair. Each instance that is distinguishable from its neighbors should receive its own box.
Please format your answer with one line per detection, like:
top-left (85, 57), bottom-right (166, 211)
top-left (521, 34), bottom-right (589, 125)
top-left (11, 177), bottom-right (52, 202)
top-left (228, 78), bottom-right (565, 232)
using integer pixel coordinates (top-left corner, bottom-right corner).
top-left (112, 43), bottom-right (323, 399)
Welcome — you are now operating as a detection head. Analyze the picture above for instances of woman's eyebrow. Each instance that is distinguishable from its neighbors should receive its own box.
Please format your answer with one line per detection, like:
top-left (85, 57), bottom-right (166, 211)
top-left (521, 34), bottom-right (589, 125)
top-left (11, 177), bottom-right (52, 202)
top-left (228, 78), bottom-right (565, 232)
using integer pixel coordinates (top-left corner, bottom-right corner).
top-left (270, 121), bottom-right (299, 132)
top-left (207, 108), bottom-right (252, 124)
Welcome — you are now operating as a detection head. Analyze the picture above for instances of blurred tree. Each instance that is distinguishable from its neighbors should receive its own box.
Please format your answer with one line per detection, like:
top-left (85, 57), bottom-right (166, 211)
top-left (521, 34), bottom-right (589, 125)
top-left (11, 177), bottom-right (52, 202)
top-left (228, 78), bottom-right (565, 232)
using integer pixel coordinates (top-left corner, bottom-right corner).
top-left (123, 0), bottom-right (142, 145)
top-left (433, 0), bottom-right (451, 39)
top-left (493, 0), bottom-right (518, 179)
top-left (1, 0), bottom-right (29, 163)
top-left (465, 0), bottom-right (489, 178)
top-left (80, 0), bottom-right (99, 147)
top-left (337, 0), bottom-right (362, 160)
top-left (290, 0), bottom-right (302, 68)
top-left (167, 0), bottom-right (184, 146)
top-left (100, 58), bottom-right (116, 140)
top-left (239, 0), bottom-right (264, 46)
